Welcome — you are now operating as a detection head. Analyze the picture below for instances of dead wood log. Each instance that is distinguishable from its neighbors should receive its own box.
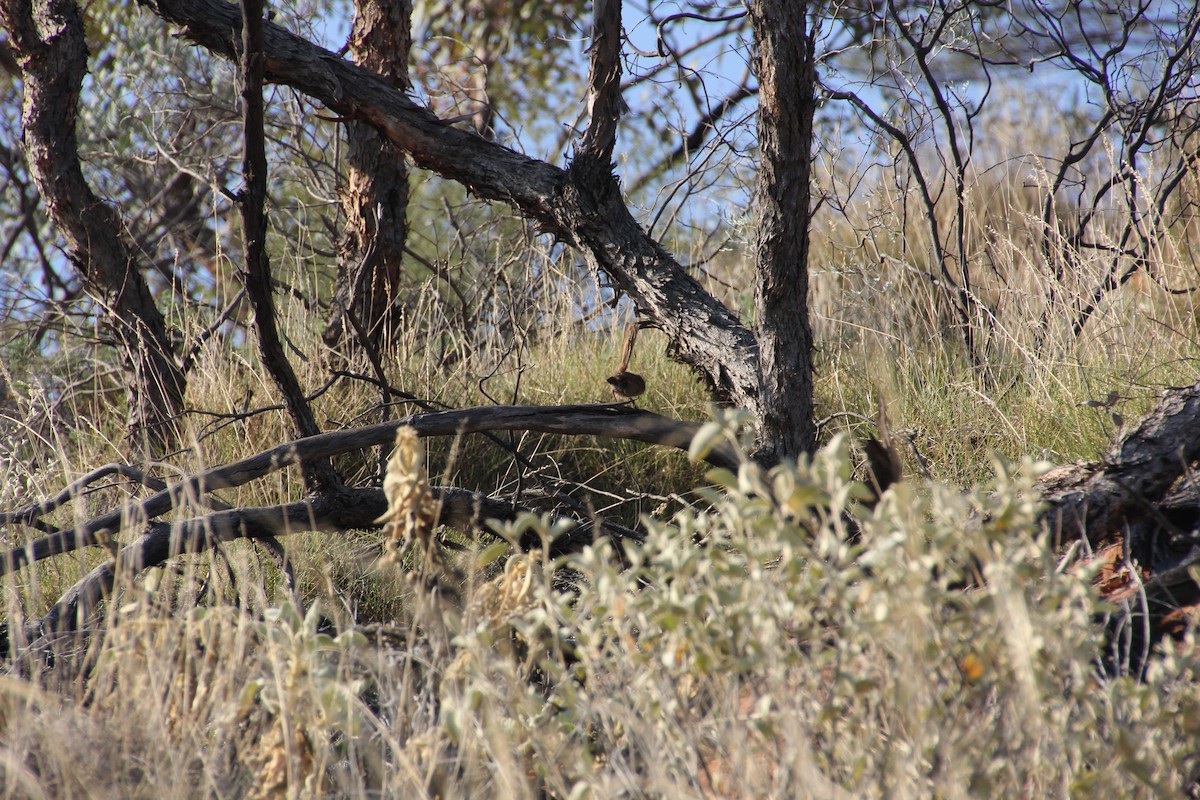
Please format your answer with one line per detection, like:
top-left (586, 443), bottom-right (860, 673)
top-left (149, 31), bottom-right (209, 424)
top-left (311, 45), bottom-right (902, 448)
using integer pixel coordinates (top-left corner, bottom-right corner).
top-left (1036, 378), bottom-right (1200, 551)
top-left (4, 483), bottom-right (638, 659)
top-left (1035, 378), bottom-right (1200, 673)
top-left (0, 404), bottom-right (733, 578)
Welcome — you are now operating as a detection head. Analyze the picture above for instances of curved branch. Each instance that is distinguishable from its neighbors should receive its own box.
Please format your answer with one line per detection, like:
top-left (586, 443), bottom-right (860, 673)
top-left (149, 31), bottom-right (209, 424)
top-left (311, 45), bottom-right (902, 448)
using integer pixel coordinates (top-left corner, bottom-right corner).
top-left (0, 404), bottom-right (738, 576)
top-left (627, 80), bottom-right (756, 197)
top-left (237, 0), bottom-right (327, 464)
top-left (16, 483), bottom-right (639, 652)
top-left (134, 0), bottom-right (761, 416)
top-left (0, 464), bottom-right (168, 527)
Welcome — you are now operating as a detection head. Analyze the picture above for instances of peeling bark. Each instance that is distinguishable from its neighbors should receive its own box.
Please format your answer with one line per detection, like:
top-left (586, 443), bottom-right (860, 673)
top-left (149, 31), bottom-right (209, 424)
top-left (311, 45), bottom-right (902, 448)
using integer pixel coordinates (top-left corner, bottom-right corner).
top-left (324, 0), bottom-right (411, 353)
top-left (134, 0), bottom-right (762, 417)
top-left (1, 0), bottom-right (186, 454)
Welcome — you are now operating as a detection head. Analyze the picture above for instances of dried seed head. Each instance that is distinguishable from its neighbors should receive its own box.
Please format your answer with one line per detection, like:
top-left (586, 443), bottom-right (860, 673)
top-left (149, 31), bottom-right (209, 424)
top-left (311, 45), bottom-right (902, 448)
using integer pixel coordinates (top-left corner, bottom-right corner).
top-left (375, 426), bottom-right (438, 547)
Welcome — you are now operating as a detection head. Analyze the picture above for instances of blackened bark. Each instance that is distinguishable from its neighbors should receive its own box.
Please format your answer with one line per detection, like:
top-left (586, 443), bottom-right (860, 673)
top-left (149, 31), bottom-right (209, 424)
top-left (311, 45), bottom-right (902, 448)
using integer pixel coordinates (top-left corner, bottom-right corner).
top-left (237, 0), bottom-right (332, 489)
top-left (1037, 378), bottom-right (1200, 549)
top-left (134, 0), bottom-right (762, 418)
top-left (323, 0), bottom-right (411, 353)
top-left (1030, 378), bottom-right (1200, 675)
top-left (749, 0), bottom-right (818, 461)
top-left (1, 0), bottom-right (186, 454)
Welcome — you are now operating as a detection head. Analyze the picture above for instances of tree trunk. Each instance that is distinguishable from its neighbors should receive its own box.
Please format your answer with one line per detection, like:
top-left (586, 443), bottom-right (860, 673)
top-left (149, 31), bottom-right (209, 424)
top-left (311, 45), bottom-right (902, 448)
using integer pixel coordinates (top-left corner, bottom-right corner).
top-left (324, 0), bottom-right (411, 354)
top-left (1037, 378), bottom-right (1200, 550)
top-left (749, 0), bottom-right (818, 461)
top-left (1, 0), bottom-right (186, 455)
top-left (1033, 377), bottom-right (1200, 674)
top-left (136, 0), bottom-right (764, 419)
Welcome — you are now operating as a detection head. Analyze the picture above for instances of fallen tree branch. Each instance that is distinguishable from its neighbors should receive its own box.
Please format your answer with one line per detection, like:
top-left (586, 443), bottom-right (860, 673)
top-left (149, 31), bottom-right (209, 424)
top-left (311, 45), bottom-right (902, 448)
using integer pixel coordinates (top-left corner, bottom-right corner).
top-left (1036, 378), bottom-right (1200, 547)
top-left (0, 404), bottom-right (735, 576)
top-left (0, 464), bottom-right (170, 526)
top-left (1032, 377), bottom-right (1200, 674)
top-left (8, 482), bottom-right (638, 659)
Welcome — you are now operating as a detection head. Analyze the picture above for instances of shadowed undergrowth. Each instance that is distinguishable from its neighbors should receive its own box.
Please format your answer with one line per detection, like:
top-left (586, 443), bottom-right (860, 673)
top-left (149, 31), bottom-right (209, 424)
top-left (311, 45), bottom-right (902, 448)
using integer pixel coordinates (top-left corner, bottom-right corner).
top-left (4, 433), bottom-right (1200, 797)
top-left (3, 102), bottom-right (1200, 795)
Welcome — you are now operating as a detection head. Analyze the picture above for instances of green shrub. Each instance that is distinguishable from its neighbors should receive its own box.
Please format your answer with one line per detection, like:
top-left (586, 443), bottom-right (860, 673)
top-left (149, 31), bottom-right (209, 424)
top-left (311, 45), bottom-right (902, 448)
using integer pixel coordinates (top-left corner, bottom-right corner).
top-left (8, 413), bottom-right (1200, 798)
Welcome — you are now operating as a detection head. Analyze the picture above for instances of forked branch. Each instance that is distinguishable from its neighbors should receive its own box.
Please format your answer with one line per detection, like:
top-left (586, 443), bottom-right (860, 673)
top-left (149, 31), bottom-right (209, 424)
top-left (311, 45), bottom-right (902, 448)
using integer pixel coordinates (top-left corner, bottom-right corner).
top-left (134, 0), bottom-right (762, 416)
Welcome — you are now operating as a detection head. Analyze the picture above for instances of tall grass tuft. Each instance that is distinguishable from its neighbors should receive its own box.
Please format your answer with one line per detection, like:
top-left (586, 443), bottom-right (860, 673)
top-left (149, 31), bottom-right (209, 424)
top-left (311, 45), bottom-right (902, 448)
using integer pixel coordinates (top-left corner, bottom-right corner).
top-left (5, 427), bottom-right (1200, 797)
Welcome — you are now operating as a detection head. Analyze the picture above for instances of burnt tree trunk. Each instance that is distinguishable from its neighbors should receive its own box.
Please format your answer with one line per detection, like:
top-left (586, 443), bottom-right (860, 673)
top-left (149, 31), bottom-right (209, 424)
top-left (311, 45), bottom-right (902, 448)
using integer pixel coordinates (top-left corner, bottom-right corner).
top-left (1037, 379), bottom-right (1200, 550)
top-left (1, 0), bottom-right (186, 455)
top-left (324, 0), bottom-right (412, 354)
top-left (749, 0), bottom-right (818, 461)
top-left (1034, 378), bottom-right (1200, 674)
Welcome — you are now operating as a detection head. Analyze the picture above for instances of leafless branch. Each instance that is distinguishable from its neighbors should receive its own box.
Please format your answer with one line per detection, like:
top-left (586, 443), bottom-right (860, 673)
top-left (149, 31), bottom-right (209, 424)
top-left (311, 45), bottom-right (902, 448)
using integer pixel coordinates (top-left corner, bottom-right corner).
top-left (236, 0), bottom-right (331, 490)
top-left (0, 403), bottom-right (739, 577)
top-left (134, 0), bottom-right (763, 415)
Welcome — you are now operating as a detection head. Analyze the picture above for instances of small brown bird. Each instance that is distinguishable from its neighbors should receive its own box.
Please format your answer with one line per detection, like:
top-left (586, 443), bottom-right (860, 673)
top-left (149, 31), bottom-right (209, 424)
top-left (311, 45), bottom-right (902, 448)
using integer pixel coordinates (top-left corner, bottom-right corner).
top-left (607, 321), bottom-right (646, 404)
top-left (863, 403), bottom-right (903, 505)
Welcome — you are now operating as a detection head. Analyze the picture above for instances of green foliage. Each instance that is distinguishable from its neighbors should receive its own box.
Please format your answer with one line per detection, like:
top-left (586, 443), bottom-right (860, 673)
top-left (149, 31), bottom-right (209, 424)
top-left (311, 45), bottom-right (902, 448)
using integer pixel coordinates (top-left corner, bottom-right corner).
top-left (410, 0), bottom-right (588, 147)
top-left (2, 2), bottom-right (1199, 794)
top-left (6, 431), bottom-right (1200, 797)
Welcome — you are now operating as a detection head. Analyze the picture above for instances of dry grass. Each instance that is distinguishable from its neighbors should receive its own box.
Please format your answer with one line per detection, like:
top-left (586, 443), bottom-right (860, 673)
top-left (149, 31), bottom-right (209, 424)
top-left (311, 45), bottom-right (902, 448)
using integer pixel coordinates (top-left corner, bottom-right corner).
top-left (5, 437), bottom-right (1200, 798)
top-left (3, 108), bottom-right (1200, 797)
